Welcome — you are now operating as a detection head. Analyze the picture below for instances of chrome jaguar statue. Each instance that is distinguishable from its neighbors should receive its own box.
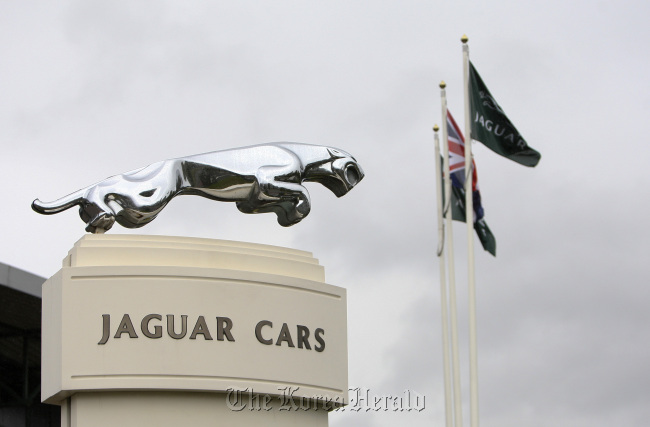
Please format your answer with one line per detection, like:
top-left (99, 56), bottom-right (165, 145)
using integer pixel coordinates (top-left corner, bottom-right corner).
top-left (32, 143), bottom-right (364, 233)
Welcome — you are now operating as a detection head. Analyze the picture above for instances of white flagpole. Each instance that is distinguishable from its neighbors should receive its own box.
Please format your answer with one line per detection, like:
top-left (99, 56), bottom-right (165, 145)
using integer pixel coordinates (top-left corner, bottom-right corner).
top-left (440, 81), bottom-right (464, 427)
top-left (433, 125), bottom-right (453, 427)
top-left (462, 34), bottom-right (480, 427)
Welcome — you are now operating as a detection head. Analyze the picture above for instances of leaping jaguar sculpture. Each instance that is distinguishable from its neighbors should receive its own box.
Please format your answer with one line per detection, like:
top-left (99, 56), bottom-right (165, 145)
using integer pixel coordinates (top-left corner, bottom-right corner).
top-left (32, 143), bottom-right (364, 233)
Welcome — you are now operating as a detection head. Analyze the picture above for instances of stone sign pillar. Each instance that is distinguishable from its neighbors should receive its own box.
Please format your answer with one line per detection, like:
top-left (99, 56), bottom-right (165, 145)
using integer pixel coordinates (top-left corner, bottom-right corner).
top-left (42, 234), bottom-right (348, 427)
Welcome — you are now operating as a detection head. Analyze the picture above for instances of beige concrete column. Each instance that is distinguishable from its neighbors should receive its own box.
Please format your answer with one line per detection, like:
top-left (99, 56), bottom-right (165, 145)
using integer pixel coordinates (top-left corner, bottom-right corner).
top-left (42, 235), bottom-right (348, 426)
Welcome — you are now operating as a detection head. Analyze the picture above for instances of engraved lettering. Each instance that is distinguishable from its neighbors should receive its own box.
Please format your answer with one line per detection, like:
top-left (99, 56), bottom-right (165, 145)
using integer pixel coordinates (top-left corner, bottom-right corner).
top-left (314, 328), bottom-right (325, 352)
top-left (141, 314), bottom-right (163, 338)
top-left (296, 325), bottom-right (311, 350)
top-left (216, 316), bottom-right (235, 342)
top-left (167, 314), bottom-right (188, 339)
top-left (255, 320), bottom-right (273, 345)
top-left (276, 323), bottom-right (295, 348)
top-left (98, 314), bottom-right (110, 345)
top-left (114, 314), bottom-right (138, 339)
top-left (189, 315), bottom-right (213, 340)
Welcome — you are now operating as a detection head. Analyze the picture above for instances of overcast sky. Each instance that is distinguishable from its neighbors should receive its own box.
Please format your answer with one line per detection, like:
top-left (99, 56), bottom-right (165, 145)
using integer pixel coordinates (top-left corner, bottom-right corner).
top-left (2, 1), bottom-right (650, 426)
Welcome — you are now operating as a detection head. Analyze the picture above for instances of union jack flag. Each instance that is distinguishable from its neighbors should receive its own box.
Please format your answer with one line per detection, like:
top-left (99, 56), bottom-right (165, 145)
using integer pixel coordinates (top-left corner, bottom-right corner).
top-left (446, 111), bottom-right (484, 223)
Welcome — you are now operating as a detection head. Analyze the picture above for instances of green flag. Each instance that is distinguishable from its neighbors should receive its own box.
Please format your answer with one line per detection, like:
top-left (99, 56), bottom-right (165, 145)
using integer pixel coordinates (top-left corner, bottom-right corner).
top-left (469, 62), bottom-right (541, 167)
top-left (449, 182), bottom-right (496, 257)
top-left (440, 157), bottom-right (497, 257)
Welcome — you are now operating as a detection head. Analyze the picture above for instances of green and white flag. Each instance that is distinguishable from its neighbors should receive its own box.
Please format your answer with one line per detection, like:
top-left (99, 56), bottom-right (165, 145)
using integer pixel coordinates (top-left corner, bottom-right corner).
top-left (469, 62), bottom-right (541, 167)
top-left (448, 181), bottom-right (497, 257)
top-left (440, 151), bottom-right (497, 257)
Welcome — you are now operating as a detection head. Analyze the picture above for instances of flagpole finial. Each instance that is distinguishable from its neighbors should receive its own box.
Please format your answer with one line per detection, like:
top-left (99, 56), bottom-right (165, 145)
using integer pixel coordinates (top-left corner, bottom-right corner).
top-left (433, 124), bottom-right (439, 132)
top-left (439, 81), bottom-right (446, 89)
top-left (461, 34), bottom-right (468, 44)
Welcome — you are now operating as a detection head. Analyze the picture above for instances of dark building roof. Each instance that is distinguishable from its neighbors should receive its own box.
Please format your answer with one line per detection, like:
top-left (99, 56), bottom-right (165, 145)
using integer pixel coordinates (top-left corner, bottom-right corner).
top-left (0, 263), bottom-right (44, 299)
